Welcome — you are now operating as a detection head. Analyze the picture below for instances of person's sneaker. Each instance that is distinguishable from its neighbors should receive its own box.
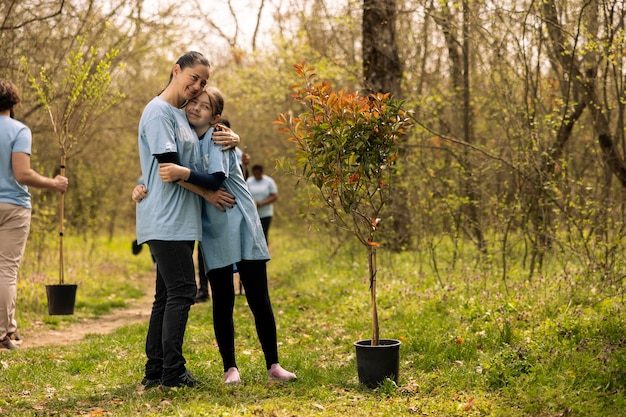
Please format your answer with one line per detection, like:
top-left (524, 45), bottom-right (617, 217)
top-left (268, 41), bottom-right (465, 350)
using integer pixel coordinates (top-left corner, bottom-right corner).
top-left (162, 370), bottom-right (198, 389)
top-left (140, 377), bottom-right (161, 389)
top-left (7, 332), bottom-right (22, 345)
top-left (224, 367), bottom-right (241, 384)
top-left (268, 363), bottom-right (297, 381)
top-left (194, 291), bottom-right (209, 303)
top-left (0, 336), bottom-right (17, 350)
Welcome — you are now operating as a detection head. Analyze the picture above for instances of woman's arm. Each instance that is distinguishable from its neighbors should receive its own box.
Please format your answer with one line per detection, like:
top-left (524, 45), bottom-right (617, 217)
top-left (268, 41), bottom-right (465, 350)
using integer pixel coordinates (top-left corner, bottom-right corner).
top-left (212, 124), bottom-right (240, 150)
top-left (178, 182), bottom-right (236, 211)
top-left (132, 180), bottom-right (235, 211)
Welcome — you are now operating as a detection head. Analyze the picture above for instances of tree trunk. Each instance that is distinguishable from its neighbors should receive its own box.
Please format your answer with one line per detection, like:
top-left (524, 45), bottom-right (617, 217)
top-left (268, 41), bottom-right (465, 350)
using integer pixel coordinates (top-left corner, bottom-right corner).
top-left (461, 0), bottom-right (486, 254)
top-left (362, 0), bottom-right (402, 96)
top-left (368, 245), bottom-right (379, 346)
top-left (434, 0), bottom-right (487, 253)
top-left (362, 0), bottom-right (410, 250)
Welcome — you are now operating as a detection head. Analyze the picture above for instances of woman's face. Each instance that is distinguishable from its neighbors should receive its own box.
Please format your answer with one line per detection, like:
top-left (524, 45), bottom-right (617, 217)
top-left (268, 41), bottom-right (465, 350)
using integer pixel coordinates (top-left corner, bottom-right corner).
top-left (186, 92), bottom-right (218, 128)
top-left (173, 64), bottom-right (210, 101)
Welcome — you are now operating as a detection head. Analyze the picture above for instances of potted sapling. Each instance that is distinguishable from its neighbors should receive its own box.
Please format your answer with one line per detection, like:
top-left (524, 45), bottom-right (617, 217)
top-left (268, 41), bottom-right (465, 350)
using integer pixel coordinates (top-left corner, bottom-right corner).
top-left (23, 39), bottom-right (123, 314)
top-left (276, 64), bottom-right (412, 388)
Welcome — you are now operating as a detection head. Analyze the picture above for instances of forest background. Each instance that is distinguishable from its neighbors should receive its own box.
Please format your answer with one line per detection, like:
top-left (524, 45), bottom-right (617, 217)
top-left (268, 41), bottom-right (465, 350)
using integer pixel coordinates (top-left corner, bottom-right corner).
top-left (1, 1), bottom-right (625, 415)
top-left (2, 0), bottom-right (626, 286)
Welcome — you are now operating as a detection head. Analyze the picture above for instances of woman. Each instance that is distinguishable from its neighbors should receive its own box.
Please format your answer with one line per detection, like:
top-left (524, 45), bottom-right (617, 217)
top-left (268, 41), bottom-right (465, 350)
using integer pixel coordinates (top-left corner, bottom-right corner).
top-left (135, 52), bottom-right (239, 389)
top-left (134, 87), bottom-right (296, 384)
top-left (0, 80), bottom-right (68, 350)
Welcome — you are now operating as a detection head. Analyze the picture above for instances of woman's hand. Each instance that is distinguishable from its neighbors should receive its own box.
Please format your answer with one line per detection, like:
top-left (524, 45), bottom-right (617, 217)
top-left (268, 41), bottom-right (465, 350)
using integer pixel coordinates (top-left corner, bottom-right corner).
top-left (159, 163), bottom-right (190, 182)
top-left (203, 188), bottom-right (236, 211)
top-left (212, 124), bottom-right (240, 150)
top-left (132, 184), bottom-right (147, 202)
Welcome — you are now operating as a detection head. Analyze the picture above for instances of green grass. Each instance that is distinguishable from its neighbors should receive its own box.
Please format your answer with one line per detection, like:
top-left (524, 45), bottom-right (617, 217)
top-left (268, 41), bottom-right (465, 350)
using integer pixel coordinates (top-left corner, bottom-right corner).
top-left (16, 234), bottom-right (152, 329)
top-left (0, 229), bottom-right (624, 416)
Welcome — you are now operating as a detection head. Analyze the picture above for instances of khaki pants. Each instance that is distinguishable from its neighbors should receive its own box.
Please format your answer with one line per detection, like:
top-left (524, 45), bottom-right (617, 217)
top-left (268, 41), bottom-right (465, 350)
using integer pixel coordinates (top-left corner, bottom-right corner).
top-left (0, 202), bottom-right (31, 340)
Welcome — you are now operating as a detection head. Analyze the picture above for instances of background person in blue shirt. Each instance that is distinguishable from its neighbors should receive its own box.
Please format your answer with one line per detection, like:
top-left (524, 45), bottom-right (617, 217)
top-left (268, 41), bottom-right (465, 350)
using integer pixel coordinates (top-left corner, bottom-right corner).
top-left (134, 86), bottom-right (296, 384)
top-left (0, 79), bottom-right (68, 350)
top-left (246, 165), bottom-right (278, 244)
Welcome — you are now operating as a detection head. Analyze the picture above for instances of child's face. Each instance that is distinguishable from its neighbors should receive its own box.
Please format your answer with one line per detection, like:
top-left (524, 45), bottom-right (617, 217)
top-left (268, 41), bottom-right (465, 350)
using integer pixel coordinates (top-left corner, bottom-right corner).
top-left (186, 92), bottom-right (218, 128)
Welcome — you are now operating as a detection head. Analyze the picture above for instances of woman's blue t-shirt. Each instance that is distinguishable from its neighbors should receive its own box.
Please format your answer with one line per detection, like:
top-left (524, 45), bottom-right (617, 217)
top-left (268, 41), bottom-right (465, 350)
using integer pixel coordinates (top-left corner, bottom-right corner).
top-left (135, 97), bottom-right (202, 244)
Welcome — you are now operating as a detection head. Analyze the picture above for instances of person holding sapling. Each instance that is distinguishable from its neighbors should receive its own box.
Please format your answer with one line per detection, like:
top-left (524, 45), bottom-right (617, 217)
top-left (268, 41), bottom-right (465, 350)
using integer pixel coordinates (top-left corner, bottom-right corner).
top-left (0, 79), bottom-right (68, 350)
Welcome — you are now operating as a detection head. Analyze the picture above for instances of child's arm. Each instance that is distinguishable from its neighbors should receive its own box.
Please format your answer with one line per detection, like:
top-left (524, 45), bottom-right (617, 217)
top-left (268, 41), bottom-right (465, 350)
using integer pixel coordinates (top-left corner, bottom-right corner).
top-left (159, 163), bottom-right (226, 191)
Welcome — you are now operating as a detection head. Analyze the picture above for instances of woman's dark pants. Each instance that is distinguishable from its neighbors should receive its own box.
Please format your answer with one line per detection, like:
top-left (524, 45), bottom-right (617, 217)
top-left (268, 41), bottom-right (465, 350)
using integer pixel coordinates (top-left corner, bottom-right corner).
top-left (144, 240), bottom-right (196, 385)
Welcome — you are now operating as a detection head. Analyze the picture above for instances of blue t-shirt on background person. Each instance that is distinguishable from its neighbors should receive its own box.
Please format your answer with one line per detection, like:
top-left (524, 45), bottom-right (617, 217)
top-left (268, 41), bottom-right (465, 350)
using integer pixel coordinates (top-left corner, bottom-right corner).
top-left (0, 116), bottom-right (32, 208)
top-left (246, 175), bottom-right (277, 219)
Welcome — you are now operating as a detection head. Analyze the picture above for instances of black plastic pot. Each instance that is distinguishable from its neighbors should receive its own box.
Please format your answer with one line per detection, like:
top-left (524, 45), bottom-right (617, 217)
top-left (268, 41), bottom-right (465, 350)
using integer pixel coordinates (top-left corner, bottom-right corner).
top-left (45, 284), bottom-right (78, 315)
top-left (354, 339), bottom-right (401, 388)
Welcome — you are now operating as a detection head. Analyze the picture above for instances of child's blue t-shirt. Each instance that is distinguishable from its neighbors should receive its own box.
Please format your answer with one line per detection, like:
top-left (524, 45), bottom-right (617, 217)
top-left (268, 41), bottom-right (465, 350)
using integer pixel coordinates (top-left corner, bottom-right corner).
top-left (199, 128), bottom-right (269, 270)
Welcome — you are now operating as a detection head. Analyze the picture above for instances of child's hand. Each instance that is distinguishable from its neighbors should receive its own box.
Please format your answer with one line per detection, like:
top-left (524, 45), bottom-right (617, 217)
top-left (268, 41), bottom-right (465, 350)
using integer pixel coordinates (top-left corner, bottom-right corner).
top-left (159, 163), bottom-right (190, 183)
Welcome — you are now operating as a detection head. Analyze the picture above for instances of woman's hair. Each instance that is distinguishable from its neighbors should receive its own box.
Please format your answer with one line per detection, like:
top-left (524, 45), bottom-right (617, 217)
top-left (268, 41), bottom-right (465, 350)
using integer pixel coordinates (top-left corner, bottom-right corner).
top-left (0, 79), bottom-right (21, 112)
top-left (167, 51), bottom-right (211, 84)
top-left (204, 86), bottom-right (225, 118)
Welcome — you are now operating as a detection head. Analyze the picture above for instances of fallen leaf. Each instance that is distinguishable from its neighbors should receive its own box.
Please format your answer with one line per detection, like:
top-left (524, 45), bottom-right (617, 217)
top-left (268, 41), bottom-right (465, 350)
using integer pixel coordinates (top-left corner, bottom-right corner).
top-left (461, 397), bottom-right (475, 411)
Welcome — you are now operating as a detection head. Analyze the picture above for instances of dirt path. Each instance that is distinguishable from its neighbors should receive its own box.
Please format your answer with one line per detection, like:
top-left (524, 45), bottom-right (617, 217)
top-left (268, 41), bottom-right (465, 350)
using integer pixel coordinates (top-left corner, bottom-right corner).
top-left (21, 275), bottom-right (155, 349)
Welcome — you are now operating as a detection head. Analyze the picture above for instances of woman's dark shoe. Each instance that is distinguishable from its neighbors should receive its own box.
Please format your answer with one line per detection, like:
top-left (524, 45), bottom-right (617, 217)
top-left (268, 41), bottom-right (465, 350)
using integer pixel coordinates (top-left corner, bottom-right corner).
top-left (141, 377), bottom-right (161, 389)
top-left (162, 371), bottom-right (198, 389)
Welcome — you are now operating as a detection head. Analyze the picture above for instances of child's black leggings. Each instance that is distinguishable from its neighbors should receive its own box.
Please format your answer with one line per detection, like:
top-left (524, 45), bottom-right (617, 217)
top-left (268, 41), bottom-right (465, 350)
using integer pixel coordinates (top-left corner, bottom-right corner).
top-left (207, 260), bottom-right (279, 371)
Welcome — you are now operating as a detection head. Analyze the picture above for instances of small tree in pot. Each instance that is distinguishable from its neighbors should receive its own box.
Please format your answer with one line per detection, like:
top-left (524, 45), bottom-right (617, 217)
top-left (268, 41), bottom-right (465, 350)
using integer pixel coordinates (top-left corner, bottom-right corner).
top-left (23, 38), bottom-right (123, 315)
top-left (276, 64), bottom-right (412, 387)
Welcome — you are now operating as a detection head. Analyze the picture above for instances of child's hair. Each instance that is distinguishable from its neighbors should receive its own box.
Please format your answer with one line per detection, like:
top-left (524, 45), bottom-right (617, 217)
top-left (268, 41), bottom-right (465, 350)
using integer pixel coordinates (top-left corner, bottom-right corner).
top-left (219, 118), bottom-right (231, 128)
top-left (0, 79), bottom-right (21, 112)
top-left (168, 51), bottom-right (211, 84)
top-left (204, 86), bottom-right (224, 118)
top-left (252, 164), bottom-right (264, 172)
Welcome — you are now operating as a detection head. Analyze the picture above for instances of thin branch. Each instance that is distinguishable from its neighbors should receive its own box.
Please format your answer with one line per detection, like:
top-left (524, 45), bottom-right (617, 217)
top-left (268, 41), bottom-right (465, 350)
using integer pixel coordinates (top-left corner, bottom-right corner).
top-left (0, 0), bottom-right (65, 31)
top-left (252, 0), bottom-right (265, 51)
